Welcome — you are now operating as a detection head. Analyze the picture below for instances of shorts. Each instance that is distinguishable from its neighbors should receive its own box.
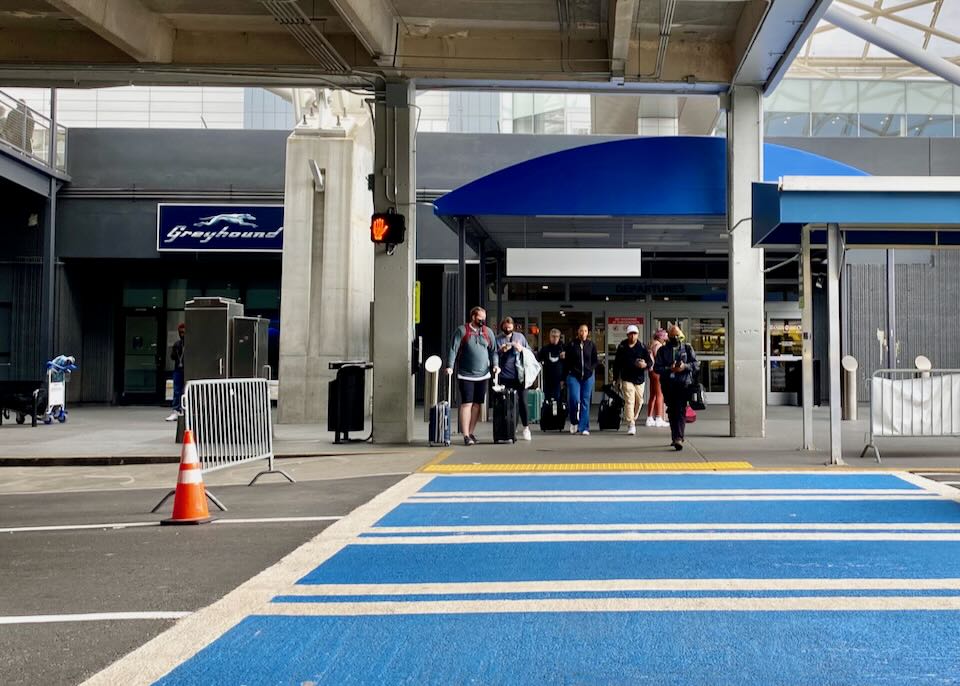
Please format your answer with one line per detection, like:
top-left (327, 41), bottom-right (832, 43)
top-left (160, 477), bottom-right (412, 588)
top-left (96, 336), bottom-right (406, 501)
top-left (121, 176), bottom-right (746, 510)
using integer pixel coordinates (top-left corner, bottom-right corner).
top-left (458, 378), bottom-right (488, 405)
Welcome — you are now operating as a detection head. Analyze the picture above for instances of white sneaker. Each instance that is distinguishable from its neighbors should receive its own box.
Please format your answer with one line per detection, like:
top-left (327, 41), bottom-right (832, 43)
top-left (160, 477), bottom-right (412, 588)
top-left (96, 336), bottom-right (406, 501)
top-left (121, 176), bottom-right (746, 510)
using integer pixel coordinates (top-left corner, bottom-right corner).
top-left (581, 430), bottom-right (590, 436)
top-left (656, 418), bottom-right (669, 428)
top-left (569, 425), bottom-right (578, 434)
top-left (522, 427), bottom-right (532, 441)
top-left (165, 412), bottom-right (179, 422)
top-left (627, 424), bottom-right (636, 435)
top-left (645, 417), bottom-right (656, 427)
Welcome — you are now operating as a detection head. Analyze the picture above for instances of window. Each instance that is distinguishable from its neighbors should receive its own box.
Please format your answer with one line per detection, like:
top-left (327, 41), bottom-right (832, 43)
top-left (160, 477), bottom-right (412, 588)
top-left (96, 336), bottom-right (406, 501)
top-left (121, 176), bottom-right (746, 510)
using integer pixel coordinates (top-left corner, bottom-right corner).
top-left (859, 82), bottom-right (905, 137)
top-left (810, 80), bottom-right (857, 137)
top-left (765, 113), bottom-right (810, 137)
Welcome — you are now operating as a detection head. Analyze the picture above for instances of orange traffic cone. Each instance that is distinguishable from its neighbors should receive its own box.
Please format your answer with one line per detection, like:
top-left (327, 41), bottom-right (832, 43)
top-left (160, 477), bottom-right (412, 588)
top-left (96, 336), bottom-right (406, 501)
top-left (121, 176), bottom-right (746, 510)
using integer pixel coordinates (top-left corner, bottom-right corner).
top-left (161, 429), bottom-right (213, 525)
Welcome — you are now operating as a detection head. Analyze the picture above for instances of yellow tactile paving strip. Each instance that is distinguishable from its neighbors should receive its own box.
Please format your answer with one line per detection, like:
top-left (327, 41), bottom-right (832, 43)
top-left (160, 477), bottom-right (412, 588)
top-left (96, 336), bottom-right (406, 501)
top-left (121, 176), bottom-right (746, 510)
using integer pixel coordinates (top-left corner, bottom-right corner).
top-left (422, 461), bottom-right (753, 473)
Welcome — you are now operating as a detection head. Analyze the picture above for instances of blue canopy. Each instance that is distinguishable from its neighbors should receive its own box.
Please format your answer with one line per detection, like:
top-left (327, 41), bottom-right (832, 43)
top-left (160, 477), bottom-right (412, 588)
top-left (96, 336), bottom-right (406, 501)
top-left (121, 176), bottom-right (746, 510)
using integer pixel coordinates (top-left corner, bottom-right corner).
top-left (433, 136), bottom-right (867, 218)
top-left (753, 178), bottom-right (960, 247)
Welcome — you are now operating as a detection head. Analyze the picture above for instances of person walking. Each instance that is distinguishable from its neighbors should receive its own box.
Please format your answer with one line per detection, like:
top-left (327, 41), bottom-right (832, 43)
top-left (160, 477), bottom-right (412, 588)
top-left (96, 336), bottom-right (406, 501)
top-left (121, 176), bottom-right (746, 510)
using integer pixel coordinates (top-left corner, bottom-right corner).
top-left (446, 306), bottom-right (498, 446)
top-left (646, 328), bottom-right (669, 428)
top-left (654, 324), bottom-right (699, 450)
top-left (564, 323), bottom-right (598, 436)
top-left (496, 316), bottom-right (532, 441)
top-left (613, 324), bottom-right (653, 435)
top-left (166, 322), bottom-right (186, 421)
top-left (537, 328), bottom-right (565, 403)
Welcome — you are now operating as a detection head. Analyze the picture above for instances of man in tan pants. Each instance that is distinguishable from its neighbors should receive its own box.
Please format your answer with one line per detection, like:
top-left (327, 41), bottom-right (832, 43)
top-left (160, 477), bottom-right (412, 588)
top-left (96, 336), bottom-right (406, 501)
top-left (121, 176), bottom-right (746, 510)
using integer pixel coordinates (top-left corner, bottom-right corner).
top-left (613, 324), bottom-right (653, 435)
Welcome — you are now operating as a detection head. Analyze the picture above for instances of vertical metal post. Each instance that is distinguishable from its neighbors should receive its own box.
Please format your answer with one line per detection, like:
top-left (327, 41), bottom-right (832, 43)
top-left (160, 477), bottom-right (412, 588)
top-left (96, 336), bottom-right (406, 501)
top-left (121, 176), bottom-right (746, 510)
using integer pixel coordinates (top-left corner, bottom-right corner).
top-left (827, 223), bottom-right (845, 465)
top-left (886, 248), bottom-right (896, 369)
top-left (495, 257), bottom-right (503, 324)
top-left (457, 216), bottom-right (467, 321)
top-left (477, 238), bottom-right (486, 310)
top-left (801, 225), bottom-right (814, 450)
top-left (40, 89), bottom-right (58, 368)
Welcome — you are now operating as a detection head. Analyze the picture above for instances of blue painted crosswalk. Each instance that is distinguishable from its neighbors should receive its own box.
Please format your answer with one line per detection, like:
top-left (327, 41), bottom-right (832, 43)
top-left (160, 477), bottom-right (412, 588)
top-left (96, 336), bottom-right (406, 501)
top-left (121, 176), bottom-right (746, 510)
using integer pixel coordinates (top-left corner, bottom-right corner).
top-left (91, 470), bottom-right (960, 685)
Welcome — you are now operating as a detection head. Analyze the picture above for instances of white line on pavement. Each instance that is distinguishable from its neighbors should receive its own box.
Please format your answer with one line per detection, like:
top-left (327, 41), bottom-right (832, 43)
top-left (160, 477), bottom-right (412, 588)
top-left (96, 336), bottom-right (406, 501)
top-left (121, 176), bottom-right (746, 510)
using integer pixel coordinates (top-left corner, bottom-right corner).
top-left (0, 516), bottom-right (343, 534)
top-left (0, 612), bottom-right (191, 625)
top-left (281, 578), bottom-right (960, 595)
top-left (352, 531), bottom-right (960, 545)
top-left (409, 489), bottom-right (930, 498)
top-left (401, 494), bottom-right (943, 503)
top-left (264, 596), bottom-right (960, 615)
top-left (369, 522), bottom-right (960, 533)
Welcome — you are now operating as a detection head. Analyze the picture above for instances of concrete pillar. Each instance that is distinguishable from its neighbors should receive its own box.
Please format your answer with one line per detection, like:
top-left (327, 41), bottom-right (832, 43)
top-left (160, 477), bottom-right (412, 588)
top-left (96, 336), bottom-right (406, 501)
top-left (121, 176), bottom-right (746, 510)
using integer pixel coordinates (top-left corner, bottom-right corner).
top-left (277, 114), bottom-right (375, 423)
top-left (827, 223), bottom-right (845, 465)
top-left (372, 82), bottom-right (417, 443)
top-left (726, 85), bottom-right (765, 437)
top-left (801, 225), bottom-right (814, 450)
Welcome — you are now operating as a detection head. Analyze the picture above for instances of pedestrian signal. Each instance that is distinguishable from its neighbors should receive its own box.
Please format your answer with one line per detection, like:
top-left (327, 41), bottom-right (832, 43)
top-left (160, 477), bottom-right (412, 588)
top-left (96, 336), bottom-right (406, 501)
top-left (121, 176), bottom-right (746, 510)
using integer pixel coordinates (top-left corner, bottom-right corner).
top-left (370, 209), bottom-right (406, 246)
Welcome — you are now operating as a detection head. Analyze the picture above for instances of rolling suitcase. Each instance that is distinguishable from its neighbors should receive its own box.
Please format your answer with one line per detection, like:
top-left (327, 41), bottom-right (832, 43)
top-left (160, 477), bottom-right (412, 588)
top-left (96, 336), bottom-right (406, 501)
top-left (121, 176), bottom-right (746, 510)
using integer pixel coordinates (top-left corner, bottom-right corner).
top-left (491, 374), bottom-right (518, 444)
top-left (540, 397), bottom-right (566, 431)
top-left (597, 385), bottom-right (624, 431)
top-left (429, 375), bottom-right (452, 447)
top-left (526, 387), bottom-right (544, 425)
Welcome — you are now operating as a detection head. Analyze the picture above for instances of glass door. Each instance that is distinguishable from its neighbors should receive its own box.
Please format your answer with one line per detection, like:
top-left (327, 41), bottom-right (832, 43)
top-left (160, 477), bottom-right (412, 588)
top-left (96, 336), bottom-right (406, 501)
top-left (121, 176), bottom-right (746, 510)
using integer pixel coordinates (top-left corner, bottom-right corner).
top-left (768, 317), bottom-right (803, 405)
top-left (653, 317), bottom-right (727, 404)
top-left (122, 314), bottom-right (162, 402)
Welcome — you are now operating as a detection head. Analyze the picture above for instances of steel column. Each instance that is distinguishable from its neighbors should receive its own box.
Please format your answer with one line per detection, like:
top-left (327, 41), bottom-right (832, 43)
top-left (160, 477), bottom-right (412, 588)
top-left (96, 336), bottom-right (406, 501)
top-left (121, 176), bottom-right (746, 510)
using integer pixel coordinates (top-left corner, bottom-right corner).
top-left (886, 248), bottom-right (896, 369)
top-left (801, 225), bottom-right (814, 450)
top-left (827, 222), bottom-right (845, 465)
top-left (457, 216), bottom-right (467, 321)
top-left (40, 88), bottom-right (58, 367)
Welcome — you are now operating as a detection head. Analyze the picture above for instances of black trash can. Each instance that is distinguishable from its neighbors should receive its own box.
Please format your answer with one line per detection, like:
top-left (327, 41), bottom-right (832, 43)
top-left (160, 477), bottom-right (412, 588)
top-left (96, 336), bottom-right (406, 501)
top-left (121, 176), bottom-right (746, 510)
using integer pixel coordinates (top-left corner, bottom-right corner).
top-left (328, 361), bottom-right (373, 443)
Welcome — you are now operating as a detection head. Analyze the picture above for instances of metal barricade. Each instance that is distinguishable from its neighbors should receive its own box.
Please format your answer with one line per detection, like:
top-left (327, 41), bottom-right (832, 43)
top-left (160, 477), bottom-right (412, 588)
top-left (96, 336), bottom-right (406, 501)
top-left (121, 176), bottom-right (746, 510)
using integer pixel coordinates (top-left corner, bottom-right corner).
top-left (860, 369), bottom-right (960, 463)
top-left (185, 378), bottom-right (295, 485)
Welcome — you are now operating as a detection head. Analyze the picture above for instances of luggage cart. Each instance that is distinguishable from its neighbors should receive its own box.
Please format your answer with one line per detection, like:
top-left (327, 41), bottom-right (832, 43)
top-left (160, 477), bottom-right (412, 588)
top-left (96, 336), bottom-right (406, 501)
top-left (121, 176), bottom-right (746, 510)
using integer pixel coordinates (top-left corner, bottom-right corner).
top-left (42, 355), bottom-right (77, 424)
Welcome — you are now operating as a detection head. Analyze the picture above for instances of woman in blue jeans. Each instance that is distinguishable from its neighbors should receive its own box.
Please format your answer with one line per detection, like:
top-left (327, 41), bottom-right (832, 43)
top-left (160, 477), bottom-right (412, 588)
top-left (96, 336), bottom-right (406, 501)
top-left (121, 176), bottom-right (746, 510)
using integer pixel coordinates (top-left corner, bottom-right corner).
top-left (563, 324), bottom-right (599, 435)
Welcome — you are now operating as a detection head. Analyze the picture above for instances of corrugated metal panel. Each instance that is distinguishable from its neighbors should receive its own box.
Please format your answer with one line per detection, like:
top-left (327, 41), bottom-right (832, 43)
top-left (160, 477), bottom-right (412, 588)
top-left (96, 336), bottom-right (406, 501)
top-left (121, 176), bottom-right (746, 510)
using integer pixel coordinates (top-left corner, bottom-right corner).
top-left (845, 262), bottom-right (886, 399)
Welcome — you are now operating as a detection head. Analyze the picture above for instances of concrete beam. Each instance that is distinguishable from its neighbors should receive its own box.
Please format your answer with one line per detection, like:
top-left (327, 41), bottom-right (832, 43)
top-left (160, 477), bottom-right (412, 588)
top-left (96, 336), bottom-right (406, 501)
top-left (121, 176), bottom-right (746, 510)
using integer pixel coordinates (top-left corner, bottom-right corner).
top-left (609, 0), bottom-right (639, 79)
top-left (47, 0), bottom-right (174, 63)
top-left (327, 0), bottom-right (397, 63)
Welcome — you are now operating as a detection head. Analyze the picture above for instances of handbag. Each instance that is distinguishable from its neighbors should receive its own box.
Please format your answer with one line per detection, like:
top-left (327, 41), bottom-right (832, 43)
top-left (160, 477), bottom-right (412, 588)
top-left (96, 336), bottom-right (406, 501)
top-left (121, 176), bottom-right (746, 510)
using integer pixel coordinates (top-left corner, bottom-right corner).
top-left (688, 383), bottom-right (707, 411)
top-left (685, 405), bottom-right (698, 423)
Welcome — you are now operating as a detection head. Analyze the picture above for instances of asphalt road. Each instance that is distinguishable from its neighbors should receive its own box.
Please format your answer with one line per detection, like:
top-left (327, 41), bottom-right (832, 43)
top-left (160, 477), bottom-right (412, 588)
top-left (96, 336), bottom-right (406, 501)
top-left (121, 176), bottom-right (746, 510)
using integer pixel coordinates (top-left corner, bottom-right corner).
top-left (0, 474), bottom-right (406, 686)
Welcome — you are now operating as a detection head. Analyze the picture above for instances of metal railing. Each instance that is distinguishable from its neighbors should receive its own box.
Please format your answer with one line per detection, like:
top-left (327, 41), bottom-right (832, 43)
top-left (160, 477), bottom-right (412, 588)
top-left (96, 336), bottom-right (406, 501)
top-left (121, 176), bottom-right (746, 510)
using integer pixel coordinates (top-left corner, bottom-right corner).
top-left (0, 90), bottom-right (67, 173)
top-left (860, 368), bottom-right (960, 463)
top-left (184, 378), bottom-right (294, 485)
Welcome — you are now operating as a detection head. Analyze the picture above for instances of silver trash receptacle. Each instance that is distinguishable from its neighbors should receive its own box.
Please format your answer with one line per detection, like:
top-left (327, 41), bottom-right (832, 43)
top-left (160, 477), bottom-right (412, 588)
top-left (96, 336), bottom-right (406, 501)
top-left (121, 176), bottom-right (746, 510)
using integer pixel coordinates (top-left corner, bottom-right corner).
top-left (841, 355), bottom-right (858, 421)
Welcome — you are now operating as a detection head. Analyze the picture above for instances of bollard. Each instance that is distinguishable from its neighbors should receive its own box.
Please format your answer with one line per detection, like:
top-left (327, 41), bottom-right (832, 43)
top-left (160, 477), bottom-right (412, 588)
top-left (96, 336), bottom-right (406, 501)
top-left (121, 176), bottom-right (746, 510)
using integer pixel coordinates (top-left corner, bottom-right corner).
top-left (841, 355), bottom-right (858, 421)
top-left (423, 356), bottom-right (442, 422)
top-left (915, 355), bottom-right (932, 379)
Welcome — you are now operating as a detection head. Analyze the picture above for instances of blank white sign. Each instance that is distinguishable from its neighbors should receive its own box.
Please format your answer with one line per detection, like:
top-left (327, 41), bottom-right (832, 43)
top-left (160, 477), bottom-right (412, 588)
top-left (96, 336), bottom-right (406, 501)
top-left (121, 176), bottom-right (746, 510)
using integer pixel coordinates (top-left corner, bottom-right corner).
top-left (507, 248), bottom-right (642, 277)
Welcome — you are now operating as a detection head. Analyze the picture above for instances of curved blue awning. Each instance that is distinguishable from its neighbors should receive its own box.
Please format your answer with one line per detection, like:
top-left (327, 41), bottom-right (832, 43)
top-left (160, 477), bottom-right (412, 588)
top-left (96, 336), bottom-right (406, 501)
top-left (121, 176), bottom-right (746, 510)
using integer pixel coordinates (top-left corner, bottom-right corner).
top-left (433, 136), bottom-right (867, 218)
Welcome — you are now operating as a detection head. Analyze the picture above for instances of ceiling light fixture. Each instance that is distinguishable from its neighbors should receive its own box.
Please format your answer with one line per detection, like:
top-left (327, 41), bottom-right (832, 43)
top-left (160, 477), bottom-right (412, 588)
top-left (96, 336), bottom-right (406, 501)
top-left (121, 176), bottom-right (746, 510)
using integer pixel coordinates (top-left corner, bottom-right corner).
top-left (541, 232), bottom-right (610, 239)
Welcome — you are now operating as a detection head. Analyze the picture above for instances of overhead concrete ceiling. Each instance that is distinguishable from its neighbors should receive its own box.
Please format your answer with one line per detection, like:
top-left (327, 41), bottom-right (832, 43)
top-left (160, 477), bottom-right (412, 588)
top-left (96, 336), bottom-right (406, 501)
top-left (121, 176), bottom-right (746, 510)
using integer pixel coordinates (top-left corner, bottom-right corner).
top-left (0, 0), bottom-right (830, 91)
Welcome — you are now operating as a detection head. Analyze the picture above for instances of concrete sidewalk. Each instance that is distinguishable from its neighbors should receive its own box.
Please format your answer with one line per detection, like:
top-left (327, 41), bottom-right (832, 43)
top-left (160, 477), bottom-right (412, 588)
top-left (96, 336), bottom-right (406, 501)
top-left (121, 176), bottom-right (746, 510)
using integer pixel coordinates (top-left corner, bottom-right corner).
top-left (2, 403), bottom-right (959, 470)
top-left (0, 405), bottom-right (430, 465)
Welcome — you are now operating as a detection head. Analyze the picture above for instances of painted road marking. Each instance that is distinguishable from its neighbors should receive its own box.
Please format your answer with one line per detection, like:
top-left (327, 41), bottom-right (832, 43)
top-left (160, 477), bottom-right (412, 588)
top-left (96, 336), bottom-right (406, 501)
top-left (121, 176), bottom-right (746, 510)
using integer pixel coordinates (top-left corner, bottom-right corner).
top-left (397, 494), bottom-right (942, 503)
top-left (0, 516), bottom-right (344, 534)
top-left (374, 498), bottom-right (960, 527)
top-left (349, 532), bottom-right (960, 544)
top-left (411, 489), bottom-right (929, 497)
top-left (422, 461), bottom-right (752, 472)
top-left (0, 612), bottom-right (191, 625)
top-left (263, 596), bottom-right (960, 614)
top-left (78, 470), bottom-right (960, 685)
top-left (149, 613), bottom-right (960, 685)
top-left (417, 473), bottom-right (926, 491)
top-left (272, 577), bottom-right (960, 595)
top-left (369, 522), bottom-right (960, 532)
top-left (297, 540), bottom-right (960, 585)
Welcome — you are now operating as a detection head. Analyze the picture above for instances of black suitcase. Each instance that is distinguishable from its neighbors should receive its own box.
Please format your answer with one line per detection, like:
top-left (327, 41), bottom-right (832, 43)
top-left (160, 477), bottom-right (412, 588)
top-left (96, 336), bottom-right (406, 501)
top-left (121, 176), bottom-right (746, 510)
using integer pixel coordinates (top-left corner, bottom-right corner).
top-left (429, 375), bottom-right (452, 447)
top-left (540, 398), bottom-right (566, 431)
top-left (597, 395), bottom-right (623, 431)
top-left (491, 385), bottom-right (518, 443)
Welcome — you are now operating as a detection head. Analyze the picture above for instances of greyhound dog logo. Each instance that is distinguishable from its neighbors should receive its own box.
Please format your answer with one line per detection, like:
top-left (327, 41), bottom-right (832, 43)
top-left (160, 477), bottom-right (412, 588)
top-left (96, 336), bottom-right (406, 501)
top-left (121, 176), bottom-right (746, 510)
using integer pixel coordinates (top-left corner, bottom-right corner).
top-left (193, 213), bottom-right (258, 228)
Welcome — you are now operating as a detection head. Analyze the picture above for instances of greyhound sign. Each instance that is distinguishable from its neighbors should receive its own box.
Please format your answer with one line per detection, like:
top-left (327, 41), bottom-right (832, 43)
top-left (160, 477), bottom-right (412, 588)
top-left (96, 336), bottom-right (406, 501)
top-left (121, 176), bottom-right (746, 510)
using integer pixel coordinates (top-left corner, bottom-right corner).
top-left (157, 204), bottom-right (284, 252)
